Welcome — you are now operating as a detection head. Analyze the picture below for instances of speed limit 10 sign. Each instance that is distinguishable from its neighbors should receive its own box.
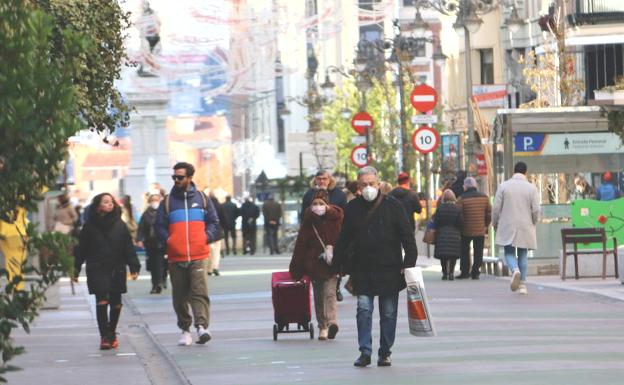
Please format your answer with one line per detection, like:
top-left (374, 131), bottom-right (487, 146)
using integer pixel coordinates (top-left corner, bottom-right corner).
top-left (350, 145), bottom-right (370, 168)
top-left (412, 126), bottom-right (440, 154)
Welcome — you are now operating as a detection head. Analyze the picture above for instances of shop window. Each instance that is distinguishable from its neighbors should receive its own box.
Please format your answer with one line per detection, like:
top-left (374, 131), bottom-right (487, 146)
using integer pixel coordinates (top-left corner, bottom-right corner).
top-left (480, 48), bottom-right (494, 85)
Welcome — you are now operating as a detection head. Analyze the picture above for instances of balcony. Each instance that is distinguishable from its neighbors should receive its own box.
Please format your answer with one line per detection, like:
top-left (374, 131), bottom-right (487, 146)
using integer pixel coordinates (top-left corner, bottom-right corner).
top-left (568, 0), bottom-right (624, 26)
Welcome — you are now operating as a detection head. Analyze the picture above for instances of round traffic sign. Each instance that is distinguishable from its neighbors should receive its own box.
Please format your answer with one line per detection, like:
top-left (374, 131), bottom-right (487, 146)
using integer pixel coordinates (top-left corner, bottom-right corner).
top-left (412, 126), bottom-right (440, 154)
top-left (351, 112), bottom-right (374, 135)
top-left (350, 145), bottom-right (370, 168)
top-left (410, 84), bottom-right (438, 113)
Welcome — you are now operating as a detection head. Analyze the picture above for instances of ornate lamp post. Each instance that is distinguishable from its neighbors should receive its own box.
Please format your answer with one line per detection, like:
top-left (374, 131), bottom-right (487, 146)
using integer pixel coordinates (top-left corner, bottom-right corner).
top-left (322, 19), bottom-right (447, 173)
top-left (415, 0), bottom-right (517, 171)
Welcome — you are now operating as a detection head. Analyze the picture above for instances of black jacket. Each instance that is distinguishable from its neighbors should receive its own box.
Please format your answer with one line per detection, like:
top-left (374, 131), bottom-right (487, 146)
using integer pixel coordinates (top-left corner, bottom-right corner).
top-left (240, 200), bottom-right (260, 231)
top-left (388, 186), bottom-right (422, 230)
top-left (137, 207), bottom-right (161, 250)
top-left (222, 200), bottom-right (240, 230)
top-left (334, 194), bottom-right (418, 296)
top-left (75, 206), bottom-right (141, 295)
top-left (433, 203), bottom-right (463, 259)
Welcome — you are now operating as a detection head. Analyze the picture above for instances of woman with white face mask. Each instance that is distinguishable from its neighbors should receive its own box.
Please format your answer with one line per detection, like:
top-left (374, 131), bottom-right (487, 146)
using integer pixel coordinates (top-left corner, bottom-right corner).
top-left (137, 193), bottom-right (167, 294)
top-left (290, 190), bottom-right (344, 341)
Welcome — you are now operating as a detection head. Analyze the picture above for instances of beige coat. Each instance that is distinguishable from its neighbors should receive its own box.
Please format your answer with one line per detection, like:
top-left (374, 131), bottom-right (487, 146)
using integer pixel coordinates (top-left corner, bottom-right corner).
top-left (492, 174), bottom-right (540, 250)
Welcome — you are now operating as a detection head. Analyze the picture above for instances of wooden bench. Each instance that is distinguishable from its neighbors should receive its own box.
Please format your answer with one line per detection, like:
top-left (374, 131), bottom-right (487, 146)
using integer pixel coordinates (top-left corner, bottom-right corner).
top-left (560, 228), bottom-right (619, 280)
top-left (481, 256), bottom-right (509, 277)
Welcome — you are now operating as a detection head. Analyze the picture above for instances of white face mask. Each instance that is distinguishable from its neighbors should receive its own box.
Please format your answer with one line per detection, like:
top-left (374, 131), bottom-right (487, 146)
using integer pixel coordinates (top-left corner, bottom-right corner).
top-left (362, 186), bottom-right (378, 202)
top-left (311, 205), bottom-right (327, 216)
top-left (150, 202), bottom-right (160, 210)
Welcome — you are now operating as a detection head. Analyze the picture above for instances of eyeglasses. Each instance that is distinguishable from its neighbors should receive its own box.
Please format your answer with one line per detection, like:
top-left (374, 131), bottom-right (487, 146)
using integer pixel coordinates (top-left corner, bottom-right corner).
top-left (171, 175), bottom-right (186, 181)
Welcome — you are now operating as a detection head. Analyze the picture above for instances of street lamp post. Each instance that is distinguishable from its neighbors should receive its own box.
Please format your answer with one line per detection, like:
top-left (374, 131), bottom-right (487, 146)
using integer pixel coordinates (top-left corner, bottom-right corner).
top-left (323, 25), bottom-right (446, 174)
top-left (415, 0), bottom-right (516, 172)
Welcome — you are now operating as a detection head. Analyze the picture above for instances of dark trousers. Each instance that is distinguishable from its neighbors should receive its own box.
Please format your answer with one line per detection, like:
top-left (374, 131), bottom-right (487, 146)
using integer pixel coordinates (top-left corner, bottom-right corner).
top-left (94, 292), bottom-right (122, 338)
top-left (265, 223), bottom-right (280, 254)
top-left (224, 227), bottom-right (237, 254)
top-left (460, 236), bottom-right (485, 277)
top-left (243, 227), bottom-right (257, 255)
top-left (440, 258), bottom-right (457, 277)
top-left (146, 246), bottom-right (166, 289)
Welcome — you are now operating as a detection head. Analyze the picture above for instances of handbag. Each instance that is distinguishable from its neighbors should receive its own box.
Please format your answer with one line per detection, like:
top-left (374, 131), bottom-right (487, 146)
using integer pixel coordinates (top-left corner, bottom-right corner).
top-left (422, 221), bottom-right (436, 244)
top-left (312, 224), bottom-right (333, 265)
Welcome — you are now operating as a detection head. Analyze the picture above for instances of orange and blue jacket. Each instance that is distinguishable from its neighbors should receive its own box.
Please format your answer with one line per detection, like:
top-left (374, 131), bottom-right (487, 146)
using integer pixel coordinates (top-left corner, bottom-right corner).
top-left (155, 184), bottom-right (220, 263)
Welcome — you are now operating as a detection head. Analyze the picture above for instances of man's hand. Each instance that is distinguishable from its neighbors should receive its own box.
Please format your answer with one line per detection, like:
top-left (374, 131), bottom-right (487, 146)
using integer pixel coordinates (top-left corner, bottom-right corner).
top-left (130, 272), bottom-right (139, 281)
top-left (136, 241), bottom-right (144, 249)
top-left (71, 276), bottom-right (79, 283)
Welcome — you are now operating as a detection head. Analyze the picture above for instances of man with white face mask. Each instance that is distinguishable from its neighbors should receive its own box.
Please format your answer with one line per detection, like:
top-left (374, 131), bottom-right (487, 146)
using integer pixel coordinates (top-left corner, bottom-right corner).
top-left (334, 166), bottom-right (418, 368)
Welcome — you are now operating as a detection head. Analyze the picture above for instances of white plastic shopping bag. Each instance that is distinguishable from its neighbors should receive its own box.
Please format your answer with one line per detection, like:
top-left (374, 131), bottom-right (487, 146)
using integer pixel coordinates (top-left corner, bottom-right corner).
top-left (404, 267), bottom-right (436, 337)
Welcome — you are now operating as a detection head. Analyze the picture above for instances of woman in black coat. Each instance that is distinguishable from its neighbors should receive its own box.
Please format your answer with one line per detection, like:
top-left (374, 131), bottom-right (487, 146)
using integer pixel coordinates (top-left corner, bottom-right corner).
top-left (137, 193), bottom-right (166, 294)
top-left (434, 189), bottom-right (463, 280)
top-left (74, 193), bottom-right (141, 350)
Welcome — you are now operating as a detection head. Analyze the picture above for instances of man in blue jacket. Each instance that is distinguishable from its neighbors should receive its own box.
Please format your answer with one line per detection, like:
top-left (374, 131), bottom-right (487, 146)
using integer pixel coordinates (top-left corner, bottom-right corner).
top-left (155, 162), bottom-right (220, 346)
top-left (596, 172), bottom-right (621, 201)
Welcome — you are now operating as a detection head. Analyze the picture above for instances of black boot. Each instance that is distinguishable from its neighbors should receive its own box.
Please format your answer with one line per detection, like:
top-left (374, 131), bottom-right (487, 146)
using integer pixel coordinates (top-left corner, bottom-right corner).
top-left (354, 353), bottom-right (371, 367)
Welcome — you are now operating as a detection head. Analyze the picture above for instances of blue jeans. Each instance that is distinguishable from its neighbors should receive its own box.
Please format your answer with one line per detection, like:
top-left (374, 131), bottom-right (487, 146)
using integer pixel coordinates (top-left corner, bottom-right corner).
top-left (356, 293), bottom-right (399, 357)
top-left (504, 245), bottom-right (528, 281)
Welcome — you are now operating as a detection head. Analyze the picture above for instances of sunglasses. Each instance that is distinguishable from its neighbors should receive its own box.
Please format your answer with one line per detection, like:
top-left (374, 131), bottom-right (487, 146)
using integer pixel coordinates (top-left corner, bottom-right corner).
top-left (171, 175), bottom-right (187, 181)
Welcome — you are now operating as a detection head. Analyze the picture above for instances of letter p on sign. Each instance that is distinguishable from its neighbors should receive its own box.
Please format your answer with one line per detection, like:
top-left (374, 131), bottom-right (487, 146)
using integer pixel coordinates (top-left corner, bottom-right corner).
top-left (523, 136), bottom-right (533, 151)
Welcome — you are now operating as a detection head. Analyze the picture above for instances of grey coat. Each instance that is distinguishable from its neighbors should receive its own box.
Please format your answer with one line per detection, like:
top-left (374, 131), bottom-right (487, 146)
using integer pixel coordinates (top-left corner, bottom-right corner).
top-left (492, 173), bottom-right (540, 250)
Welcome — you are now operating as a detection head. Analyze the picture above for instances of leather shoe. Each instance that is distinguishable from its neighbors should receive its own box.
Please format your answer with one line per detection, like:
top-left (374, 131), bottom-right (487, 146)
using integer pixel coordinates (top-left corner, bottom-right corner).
top-left (377, 355), bottom-right (392, 367)
top-left (455, 274), bottom-right (470, 279)
top-left (353, 353), bottom-right (371, 367)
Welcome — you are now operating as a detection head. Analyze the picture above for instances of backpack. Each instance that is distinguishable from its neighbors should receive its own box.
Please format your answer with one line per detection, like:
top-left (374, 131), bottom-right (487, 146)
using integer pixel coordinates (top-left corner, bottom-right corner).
top-left (164, 191), bottom-right (208, 214)
top-left (598, 184), bottom-right (616, 201)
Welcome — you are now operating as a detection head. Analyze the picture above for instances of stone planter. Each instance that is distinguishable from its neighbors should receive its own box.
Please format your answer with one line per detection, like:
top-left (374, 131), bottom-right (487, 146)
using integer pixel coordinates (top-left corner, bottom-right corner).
top-left (594, 90), bottom-right (624, 104)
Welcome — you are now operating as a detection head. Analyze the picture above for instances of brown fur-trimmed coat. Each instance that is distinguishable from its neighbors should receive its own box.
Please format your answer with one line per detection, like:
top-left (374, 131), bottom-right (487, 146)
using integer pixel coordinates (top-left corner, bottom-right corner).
top-left (289, 205), bottom-right (343, 281)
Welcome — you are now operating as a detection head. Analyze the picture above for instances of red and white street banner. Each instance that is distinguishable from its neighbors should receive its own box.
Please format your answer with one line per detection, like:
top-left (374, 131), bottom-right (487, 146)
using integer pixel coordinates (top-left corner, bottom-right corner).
top-left (472, 84), bottom-right (507, 108)
top-left (351, 112), bottom-right (374, 135)
top-left (410, 84), bottom-right (438, 113)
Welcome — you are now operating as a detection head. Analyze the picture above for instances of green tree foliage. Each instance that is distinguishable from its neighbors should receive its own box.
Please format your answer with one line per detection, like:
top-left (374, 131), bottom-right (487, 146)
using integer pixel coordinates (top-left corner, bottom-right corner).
top-left (322, 75), bottom-right (447, 189)
top-left (29, 0), bottom-right (132, 136)
top-left (0, 1), bottom-right (93, 379)
top-left (322, 74), bottom-right (435, 183)
top-left (0, 0), bottom-right (87, 216)
top-left (322, 77), bottom-right (399, 182)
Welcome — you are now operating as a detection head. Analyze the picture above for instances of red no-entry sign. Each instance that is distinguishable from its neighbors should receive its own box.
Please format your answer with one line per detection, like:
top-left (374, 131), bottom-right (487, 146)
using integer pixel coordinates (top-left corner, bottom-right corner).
top-left (410, 84), bottom-right (438, 113)
top-left (351, 112), bottom-right (374, 135)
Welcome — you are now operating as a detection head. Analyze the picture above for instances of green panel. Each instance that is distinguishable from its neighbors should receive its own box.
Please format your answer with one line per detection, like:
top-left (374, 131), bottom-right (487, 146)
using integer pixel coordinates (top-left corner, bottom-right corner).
top-left (570, 198), bottom-right (624, 248)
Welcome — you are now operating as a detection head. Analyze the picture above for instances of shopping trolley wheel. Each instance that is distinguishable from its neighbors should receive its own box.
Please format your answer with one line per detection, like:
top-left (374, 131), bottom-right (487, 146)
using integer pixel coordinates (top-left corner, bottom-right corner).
top-left (308, 323), bottom-right (314, 339)
top-left (273, 324), bottom-right (278, 341)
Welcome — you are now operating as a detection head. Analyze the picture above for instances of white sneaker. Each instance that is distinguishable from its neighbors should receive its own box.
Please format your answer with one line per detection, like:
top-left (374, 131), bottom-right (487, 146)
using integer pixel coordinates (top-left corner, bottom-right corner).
top-left (518, 283), bottom-right (528, 295)
top-left (510, 270), bottom-right (521, 292)
top-left (178, 331), bottom-right (192, 346)
top-left (196, 326), bottom-right (212, 344)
